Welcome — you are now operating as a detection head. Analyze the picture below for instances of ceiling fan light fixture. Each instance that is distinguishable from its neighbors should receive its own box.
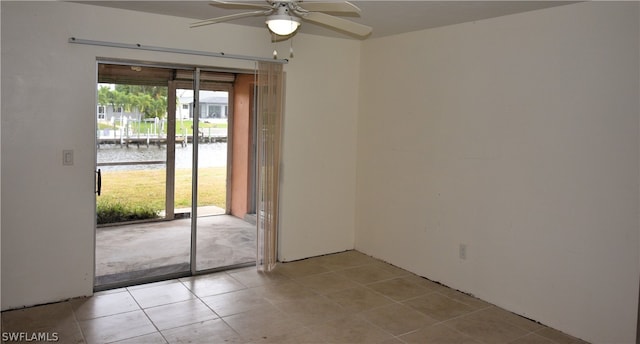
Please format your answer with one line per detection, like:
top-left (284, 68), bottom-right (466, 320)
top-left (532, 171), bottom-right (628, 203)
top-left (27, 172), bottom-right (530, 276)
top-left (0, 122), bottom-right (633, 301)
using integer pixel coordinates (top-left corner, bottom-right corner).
top-left (266, 15), bottom-right (301, 36)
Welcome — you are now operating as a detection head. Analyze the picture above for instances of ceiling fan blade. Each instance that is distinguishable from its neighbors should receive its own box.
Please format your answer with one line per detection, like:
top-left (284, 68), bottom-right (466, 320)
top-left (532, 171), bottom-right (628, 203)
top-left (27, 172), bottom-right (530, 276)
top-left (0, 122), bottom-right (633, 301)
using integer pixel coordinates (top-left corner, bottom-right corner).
top-left (209, 0), bottom-right (272, 10)
top-left (302, 12), bottom-right (372, 37)
top-left (297, 1), bottom-right (360, 13)
top-left (190, 10), bottom-right (267, 28)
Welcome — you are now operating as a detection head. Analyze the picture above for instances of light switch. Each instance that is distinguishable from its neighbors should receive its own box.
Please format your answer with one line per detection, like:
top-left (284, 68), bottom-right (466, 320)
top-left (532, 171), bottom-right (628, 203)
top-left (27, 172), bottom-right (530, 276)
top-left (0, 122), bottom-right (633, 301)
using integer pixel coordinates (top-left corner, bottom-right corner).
top-left (63, 150), bottom-right (74, 166)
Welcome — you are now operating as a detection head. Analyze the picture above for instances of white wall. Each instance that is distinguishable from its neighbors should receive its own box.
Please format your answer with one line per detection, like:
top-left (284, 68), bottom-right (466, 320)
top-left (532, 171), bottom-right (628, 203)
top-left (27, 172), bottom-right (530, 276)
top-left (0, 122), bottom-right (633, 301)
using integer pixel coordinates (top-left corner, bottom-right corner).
top-left (278, 35), bottom-right (360, 261)
top-left (0, 1), bottom-right (360, 310)
top-left (356, 2), bottom-right (639, 343)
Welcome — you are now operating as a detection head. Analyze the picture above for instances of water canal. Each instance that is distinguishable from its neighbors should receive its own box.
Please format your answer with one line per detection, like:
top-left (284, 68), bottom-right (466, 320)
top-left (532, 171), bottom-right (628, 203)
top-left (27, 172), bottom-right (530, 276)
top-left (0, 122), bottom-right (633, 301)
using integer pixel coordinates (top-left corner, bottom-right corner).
top-left (97, 142), bottom-right (227, 171)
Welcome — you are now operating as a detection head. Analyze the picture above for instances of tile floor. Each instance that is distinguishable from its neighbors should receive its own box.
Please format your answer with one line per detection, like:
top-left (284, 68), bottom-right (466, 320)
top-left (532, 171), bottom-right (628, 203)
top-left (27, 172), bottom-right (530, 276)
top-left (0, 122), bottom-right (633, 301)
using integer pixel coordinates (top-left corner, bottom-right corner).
top-left (1, 250), bottom-right (588, 344)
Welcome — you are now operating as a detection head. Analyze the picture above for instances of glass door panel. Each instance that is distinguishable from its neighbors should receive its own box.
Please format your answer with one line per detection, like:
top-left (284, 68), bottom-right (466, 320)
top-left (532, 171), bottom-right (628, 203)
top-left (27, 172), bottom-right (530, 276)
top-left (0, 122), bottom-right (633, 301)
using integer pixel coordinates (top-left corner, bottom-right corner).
top-left (192, 78), bottom-right (256, 272)
top-left (173, 86), bottom-right (229, 218)
top-left (95, 71), bottom-right (190, 289)
top-left (196, 89), bottom-right (228, 217)
top-left (195, 86), bottom-right (233, 271)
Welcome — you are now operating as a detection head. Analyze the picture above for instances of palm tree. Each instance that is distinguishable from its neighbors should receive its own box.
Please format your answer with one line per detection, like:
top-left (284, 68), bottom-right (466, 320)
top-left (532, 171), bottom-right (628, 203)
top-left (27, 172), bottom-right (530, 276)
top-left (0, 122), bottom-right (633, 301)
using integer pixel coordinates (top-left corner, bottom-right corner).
top-left (150, 96), bottom-right (168, 119)
top-left (112, 90), bottom-right (130, 127)
top-left (134, 94), bottom-right (153, 119)
top-left (97, 86), bottom-right (112, 107)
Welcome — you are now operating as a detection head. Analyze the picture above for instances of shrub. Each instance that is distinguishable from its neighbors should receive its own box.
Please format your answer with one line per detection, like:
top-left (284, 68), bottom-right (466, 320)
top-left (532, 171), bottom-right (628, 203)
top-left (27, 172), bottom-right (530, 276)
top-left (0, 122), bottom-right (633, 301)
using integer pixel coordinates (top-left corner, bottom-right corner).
top-left (97, 200), bottom-right (160, 225)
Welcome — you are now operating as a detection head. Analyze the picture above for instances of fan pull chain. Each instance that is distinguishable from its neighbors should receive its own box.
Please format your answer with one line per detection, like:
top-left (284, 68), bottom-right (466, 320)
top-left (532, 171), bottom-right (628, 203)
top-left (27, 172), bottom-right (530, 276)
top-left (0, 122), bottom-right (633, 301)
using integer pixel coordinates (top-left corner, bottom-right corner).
top-left (289, 39), bottom-right (294, 59)
top-left (272, 32), bottom-right (278, 59)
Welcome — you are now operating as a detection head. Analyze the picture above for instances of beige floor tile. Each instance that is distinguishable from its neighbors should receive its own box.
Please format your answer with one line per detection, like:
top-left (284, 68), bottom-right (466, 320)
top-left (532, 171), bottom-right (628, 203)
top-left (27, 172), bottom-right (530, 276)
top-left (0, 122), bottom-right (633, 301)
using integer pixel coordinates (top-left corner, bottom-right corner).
top-left (438, 288), bottom-right (493, 311)
top-left (535, 327), bottom-right (590, 344)
top-left (251, 280), bottom-right (318, 303)
top-left (4, 305), bottom-right (82, 344)
top-left (245, 326), bottom-right (324, 344)
top-left (445, 308), bottom-right (530, 343)
top-left (325, 286), bottom-right (393, 312)
top-left (78, 310), bottom-right (157, 344)
top-left (403, 293), bottom-right (475, 321)
top-left (2, 302), bottom-right (84, 344)
top-left (294, 271), bottom-right (361, 294)
top-left (480, 307), bottom-right (544, 332)
top-left (2, 302), bottom-right (76, 331)
top-left (399, 323), bottom-right (481, 344)
top-left (271, 295), bottom-right (345, 326)
top-left (366, 276), bottom-right (435, 301)
top-left (201, 288), bottom-right (272, 317)
top-left (144, 299), bottom-right (217, 330)
top-left (222, 303), bottom-right (303, 342)
top-left (370, 261), bottom-right (411, 277)
top-left (336, 264), bottom-right (404, 284)
top-left (62, 328), bottom-right (91, 344)
top-left (179, 272), bottom-right (246, 297)
top-left (400, 274), bottom-right (453, 293)
top-left (161, 318), bottom-right (243, 344)
top-left (360, 303), bottom-right (438, 336)
top-left (307, 315), bottom-right (395, 343)
top-left (509, 333), bottom-right (555, 344)
top-left (71, 291), bottom-right (140, 320)
top-left (227, 268), bottom-right (290, 288)
top-left (128, 281), bottom-right (195, 309)
top-left (112, 332), bottom-right (168, 343)
top-left (8, 323), bottom-right (84, 344)
top-left (312, 250), bottom-right (379, 270)
top-left (53, 323), bottom-right (87, 344)
top-left (272, 259), bottom-right (331, 278)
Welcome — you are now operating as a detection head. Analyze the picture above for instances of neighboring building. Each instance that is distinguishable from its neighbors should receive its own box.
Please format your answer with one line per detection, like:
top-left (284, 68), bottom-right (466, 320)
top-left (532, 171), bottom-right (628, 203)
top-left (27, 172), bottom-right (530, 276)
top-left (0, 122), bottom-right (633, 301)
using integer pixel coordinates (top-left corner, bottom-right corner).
top-left (193, 95), bottom-right (228, 120)
top-left (178, 94), bottom-right (229, 121)
top-left (97, 105), bottom-right (143, 123)
top-left (97, 95), bottom-right (227, 123)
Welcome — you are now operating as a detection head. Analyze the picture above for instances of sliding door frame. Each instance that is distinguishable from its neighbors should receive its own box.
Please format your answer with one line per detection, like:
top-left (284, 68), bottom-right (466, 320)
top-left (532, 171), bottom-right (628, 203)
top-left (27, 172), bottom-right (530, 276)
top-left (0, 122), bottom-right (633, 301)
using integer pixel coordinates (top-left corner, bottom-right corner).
top-left (190, 68), bottom-right (201, 275)
top-left (95, 58), bottom-right (254, 290)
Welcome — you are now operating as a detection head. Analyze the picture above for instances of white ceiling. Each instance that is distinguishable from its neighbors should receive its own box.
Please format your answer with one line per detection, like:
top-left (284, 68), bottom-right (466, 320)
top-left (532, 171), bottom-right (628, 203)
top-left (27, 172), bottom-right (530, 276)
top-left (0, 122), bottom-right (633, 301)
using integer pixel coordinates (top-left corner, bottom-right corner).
top-left (73, 1), bottom-right (575, 39)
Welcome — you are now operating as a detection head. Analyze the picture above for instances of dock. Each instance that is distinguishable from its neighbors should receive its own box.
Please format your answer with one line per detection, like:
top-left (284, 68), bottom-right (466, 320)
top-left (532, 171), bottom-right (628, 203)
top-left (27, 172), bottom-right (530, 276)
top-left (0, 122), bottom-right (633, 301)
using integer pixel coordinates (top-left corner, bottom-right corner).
top-left (97, 128), bottom-right (227, 148)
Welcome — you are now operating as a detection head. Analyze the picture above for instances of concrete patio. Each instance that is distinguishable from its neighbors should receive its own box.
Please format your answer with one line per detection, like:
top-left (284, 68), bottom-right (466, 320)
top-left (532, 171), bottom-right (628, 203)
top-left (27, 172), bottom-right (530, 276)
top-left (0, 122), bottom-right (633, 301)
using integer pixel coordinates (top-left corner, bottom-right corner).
top-left (95, 213), bottom-right (256, 288)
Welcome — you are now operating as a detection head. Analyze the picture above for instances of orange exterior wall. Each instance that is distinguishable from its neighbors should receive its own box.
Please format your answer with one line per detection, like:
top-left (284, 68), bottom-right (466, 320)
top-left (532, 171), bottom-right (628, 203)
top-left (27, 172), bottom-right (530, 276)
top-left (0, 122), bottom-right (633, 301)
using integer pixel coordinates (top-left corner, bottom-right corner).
top-left (230, 74), bottom-right (253, 218)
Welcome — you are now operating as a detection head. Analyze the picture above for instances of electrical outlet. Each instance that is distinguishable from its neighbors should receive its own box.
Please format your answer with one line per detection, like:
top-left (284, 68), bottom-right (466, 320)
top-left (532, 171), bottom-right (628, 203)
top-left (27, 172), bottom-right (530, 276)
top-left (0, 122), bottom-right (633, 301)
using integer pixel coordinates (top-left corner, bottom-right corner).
top-left (63, 150), bottom-right (74, 166)
top-left (459, 244), bottom-right (467, 260)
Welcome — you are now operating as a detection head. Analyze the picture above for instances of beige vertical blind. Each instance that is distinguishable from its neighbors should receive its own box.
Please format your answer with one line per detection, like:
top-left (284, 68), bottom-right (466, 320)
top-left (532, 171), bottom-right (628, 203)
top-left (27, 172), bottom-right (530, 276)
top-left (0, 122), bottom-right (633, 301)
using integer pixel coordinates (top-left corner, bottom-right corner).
top-left (256, 61), bottom-right (284, 271)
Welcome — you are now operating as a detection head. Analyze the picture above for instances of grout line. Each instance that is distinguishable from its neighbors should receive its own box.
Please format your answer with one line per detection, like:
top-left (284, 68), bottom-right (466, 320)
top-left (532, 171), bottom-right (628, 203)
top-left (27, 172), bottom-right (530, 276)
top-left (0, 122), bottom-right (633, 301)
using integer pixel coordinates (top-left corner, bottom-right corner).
top-left (68, 302), bottom-right (89, 344)
top-left (439, 321), bottom-right (489, 343)
top-left (180, 273), bottom-right (261, 343)
top-left (132, 279), bottom-right (222, 343)
top-left (125, 288), bottom-right (165, 343)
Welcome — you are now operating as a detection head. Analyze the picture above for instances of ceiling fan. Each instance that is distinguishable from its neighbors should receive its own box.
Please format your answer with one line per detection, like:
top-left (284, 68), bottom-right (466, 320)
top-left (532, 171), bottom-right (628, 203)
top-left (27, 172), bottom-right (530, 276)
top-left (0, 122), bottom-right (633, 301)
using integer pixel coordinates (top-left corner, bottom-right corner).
top-left (190, 0), bottom-right (373, 38)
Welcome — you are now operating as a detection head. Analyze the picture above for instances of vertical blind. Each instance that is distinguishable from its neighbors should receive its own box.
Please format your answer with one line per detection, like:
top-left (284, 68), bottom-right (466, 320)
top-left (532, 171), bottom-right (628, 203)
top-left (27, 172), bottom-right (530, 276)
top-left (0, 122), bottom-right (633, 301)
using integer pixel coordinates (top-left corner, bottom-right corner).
top-left (256, 61), bottom-right (284, 271)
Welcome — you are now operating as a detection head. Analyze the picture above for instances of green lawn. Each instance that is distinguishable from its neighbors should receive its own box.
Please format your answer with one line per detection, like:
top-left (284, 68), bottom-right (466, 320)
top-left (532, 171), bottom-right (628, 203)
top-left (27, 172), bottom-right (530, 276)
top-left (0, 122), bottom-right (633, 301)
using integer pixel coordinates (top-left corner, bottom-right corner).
top-left (97, 167), bottom-right (226, 224)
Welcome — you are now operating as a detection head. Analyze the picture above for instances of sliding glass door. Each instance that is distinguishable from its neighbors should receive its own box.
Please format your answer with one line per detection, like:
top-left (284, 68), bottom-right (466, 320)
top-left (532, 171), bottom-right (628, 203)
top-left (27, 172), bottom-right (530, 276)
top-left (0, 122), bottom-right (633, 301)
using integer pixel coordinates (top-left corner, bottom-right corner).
top-left (95, 63), bottom-right (257, 290)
